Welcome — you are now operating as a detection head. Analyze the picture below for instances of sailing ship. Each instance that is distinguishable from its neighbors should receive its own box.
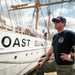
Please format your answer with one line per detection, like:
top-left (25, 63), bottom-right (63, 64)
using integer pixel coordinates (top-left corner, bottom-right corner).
top-left (0, 0), bottom-right (75, 75)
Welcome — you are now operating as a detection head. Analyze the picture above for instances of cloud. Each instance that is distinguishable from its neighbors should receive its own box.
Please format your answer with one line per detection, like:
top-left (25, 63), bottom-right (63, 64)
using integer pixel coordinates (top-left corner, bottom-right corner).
top-left (65, 17), bottom-right (75, 31)
top-left (66, 17), bottom-right (75, 26)
top-left (73, 6), bottom-right (75, 10)
top-left (53, 7), bottom-right (69, 17)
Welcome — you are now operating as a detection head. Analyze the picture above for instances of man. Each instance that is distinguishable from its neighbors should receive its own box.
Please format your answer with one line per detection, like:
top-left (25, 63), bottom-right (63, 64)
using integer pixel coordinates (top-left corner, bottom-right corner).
top-left (36, 16), bottom-right (75, 75)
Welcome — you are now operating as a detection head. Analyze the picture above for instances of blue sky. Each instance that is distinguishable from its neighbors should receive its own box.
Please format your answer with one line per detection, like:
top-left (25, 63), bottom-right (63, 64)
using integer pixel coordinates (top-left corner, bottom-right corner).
top-left (0, 0), bottom-right (75, 32)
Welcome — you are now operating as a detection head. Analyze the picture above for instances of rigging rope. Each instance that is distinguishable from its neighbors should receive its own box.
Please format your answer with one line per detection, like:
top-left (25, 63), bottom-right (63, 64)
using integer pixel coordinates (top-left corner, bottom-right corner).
top-left (12, 0), bottom-right (21, 33)
top-left (31, 9), bottom-right (35, 29)
top-left (0, 0), bottom-right (3, 26)
top-left (39, 7), bottom-right (47, 29)
top-left (16, 0), bottom-right (24, 33)
top-left (10, 0), bottom-right (19, 31)
top-left (60, 3), bottom-right (64, 16)
top-left (15, 0), bottom-right (21, 32)
top-left (0, 0), bottom-right (6, 27)
top-left (5, 0), bottom-right (13, 29)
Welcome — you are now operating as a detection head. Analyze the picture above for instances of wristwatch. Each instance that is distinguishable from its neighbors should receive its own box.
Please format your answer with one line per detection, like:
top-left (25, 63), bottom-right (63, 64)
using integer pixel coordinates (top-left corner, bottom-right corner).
top-left (71, 54), bottom-right (74, 60)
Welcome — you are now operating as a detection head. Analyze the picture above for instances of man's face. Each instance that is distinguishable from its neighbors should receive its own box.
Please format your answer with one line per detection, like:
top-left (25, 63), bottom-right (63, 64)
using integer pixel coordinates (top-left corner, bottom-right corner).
top-left (54, 20), bottom-right (65, 29)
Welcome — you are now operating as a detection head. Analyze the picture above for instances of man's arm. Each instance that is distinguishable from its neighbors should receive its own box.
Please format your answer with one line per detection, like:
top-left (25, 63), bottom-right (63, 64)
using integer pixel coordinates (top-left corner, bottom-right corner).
top-left (36, 46), bottom-right (54, 67)
top-left (71, 46), bottom-right (75, 60)
top-left (60, 46), bottom-right (75, 61)
top-left (42, 46), bottom-right (54, 63)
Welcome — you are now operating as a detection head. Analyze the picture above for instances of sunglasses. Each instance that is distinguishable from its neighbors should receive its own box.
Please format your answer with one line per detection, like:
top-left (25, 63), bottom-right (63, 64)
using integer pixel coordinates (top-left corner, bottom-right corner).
top-left (54, 20), bottom-right (60, 23)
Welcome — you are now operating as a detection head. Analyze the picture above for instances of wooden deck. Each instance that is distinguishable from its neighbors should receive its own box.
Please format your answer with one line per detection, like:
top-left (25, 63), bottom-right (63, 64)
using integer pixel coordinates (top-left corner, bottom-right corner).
top-left (44, 72), bottom-right (57, 75)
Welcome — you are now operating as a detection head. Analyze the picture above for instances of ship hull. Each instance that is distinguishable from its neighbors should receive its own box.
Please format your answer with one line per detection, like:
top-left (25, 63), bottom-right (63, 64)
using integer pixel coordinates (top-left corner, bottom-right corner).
top-left (0, 29), bottom-right (51, 75)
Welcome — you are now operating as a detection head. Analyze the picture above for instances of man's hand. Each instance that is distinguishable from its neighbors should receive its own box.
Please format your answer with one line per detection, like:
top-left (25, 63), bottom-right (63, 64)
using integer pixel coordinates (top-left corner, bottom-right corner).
top-left (60, 53), bottom-right (73, 61)
top-left (36, 62), bottom-right (44, 68)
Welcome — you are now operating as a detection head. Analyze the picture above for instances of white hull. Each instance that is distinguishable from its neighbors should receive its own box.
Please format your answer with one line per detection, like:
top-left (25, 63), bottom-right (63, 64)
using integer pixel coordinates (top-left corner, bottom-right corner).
top-left (0, 29), bottom-right (51, 75)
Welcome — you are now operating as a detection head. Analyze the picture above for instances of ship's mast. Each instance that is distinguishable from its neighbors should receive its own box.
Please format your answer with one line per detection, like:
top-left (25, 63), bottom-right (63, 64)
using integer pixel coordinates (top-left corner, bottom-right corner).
top-left (35, 0), bottom-right (40, 30)
top-left (48, 0), bottom-right (51, 40)
top-left (9, 0), bottom-right (73, 30)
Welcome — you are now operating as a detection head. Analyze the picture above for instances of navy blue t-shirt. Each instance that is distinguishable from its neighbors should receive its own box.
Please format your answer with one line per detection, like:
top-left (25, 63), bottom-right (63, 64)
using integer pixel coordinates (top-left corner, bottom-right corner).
top-left (52, 30), bottom-right (75, 65)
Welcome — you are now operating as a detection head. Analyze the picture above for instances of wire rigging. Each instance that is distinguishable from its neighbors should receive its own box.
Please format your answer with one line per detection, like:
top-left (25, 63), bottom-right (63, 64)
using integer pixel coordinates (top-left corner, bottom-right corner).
top-left (31, 9), bottom-right (35, 29)
top-left (5, 0), bottom-right (13, 28)
top-left (15, 0), bottom-right (22, 32)
top-left (0, 0), bottom-right (4, 26)
top-left (59, 2), bottom-right (64, 16)
top-left (17, 0), bottom-right (24, 32)
top-left (40, 7), bottom-right (47, 29)
top-left (10, 0), bottom-right (19, 30)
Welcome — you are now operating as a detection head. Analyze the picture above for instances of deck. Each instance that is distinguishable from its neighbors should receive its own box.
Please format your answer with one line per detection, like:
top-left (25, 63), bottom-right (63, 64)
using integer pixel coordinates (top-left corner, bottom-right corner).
top-left (44, 72), bottom-right (57, 75)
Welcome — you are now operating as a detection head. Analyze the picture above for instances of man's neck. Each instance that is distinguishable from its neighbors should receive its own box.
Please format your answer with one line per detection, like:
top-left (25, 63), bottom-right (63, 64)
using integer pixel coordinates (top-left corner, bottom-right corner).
top-left (57, 28), bottom-right (64, 33)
